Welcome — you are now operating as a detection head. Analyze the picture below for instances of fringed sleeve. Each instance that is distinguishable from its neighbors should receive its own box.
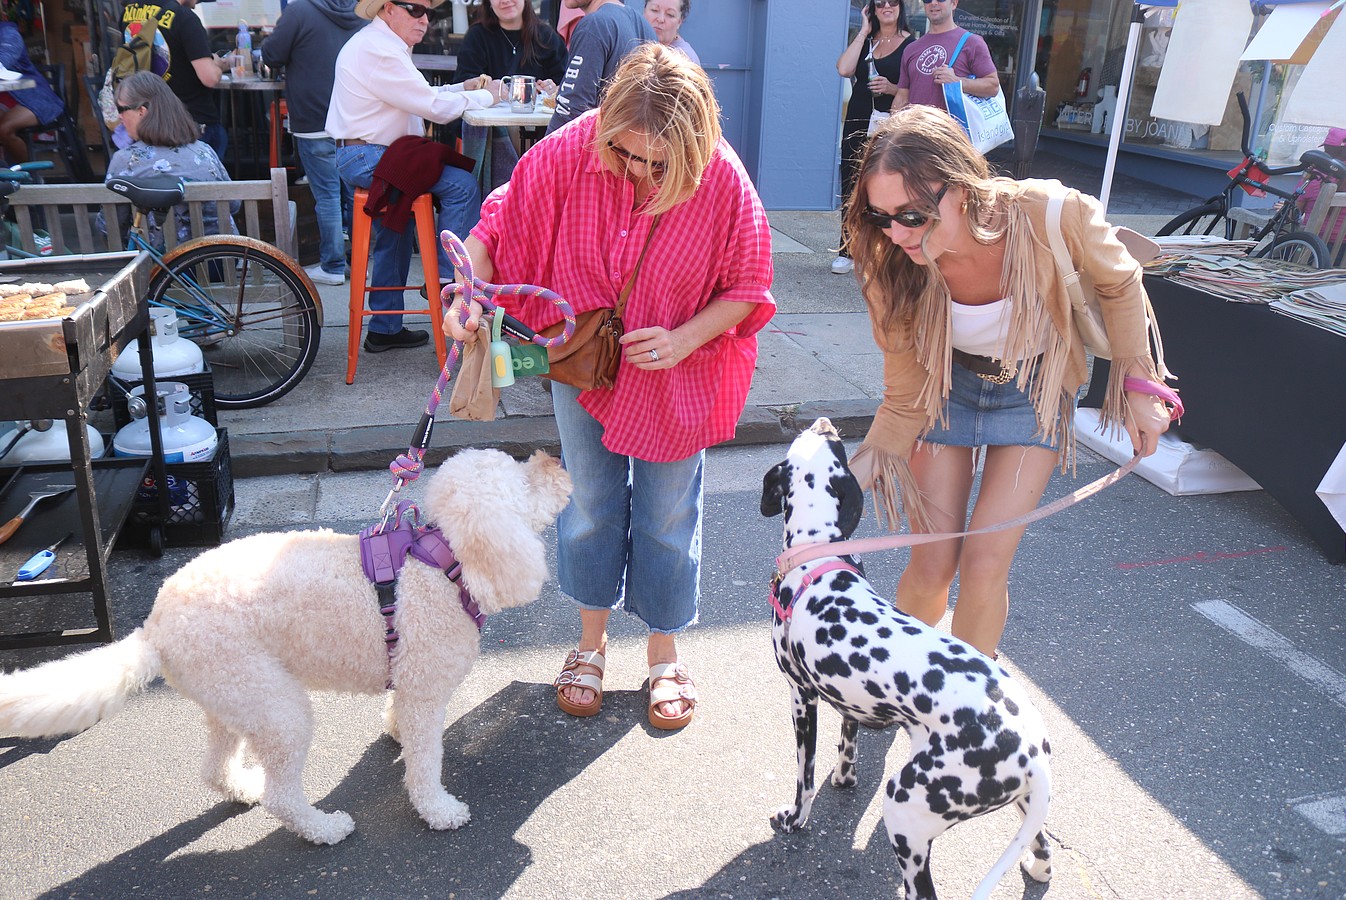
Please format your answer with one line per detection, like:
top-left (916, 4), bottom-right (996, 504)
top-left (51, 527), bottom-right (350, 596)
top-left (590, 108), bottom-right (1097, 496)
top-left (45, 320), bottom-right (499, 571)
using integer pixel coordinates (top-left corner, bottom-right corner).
top-left (1065, 190), bottom-right (1172, 439)
top-left (851, 337), bottom-right (936, 533)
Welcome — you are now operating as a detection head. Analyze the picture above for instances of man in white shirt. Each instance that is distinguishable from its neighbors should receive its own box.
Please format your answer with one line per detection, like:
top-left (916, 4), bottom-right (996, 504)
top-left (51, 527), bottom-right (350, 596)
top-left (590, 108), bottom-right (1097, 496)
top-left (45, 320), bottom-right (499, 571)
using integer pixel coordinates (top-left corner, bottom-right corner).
top-left (328, 0), bottom-right (500, 351)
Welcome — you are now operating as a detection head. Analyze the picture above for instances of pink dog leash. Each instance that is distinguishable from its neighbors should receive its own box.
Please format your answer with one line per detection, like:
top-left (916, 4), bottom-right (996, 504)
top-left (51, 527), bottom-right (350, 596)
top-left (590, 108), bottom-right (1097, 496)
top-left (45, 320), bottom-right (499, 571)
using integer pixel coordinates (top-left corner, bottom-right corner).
top-left (775, 378), bottom-right (1182, 578)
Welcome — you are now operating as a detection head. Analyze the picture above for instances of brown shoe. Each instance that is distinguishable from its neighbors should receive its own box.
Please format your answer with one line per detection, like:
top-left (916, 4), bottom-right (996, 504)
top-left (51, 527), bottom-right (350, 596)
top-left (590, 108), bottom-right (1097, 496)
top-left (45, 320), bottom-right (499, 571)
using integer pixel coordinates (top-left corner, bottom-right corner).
top-left (647, 662), bottom-right (696, 730)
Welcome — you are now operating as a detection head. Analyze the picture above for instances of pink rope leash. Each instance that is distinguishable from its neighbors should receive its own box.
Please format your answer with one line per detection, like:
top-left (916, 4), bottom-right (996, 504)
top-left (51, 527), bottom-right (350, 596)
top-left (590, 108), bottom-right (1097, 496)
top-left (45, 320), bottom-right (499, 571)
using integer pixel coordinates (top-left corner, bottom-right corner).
top-left (775, 378), bottom-right (1184, 577)
top-left (376, 230), bottom-right (574, 523)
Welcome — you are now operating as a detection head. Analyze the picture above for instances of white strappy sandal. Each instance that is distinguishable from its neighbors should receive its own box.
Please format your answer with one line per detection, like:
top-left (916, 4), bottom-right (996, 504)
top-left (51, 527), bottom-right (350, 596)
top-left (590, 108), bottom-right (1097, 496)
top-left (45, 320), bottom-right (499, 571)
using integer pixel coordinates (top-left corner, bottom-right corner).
top-left (554, 648), bottom-right (605, 717)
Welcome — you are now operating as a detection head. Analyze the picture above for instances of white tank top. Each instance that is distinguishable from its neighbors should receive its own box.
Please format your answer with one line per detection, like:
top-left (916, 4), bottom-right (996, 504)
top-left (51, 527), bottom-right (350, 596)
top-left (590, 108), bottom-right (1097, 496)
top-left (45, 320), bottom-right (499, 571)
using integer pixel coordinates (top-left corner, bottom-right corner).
top-left (951, 298), bottom-right (1015, 359)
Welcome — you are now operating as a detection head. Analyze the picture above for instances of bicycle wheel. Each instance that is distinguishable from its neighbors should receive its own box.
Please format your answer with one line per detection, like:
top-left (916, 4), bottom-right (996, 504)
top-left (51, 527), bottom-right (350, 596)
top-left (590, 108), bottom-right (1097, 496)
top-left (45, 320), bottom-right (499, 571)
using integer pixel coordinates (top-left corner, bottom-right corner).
top-left (150, 235), bottom-right (323, 409)
top-left (1254, 230), bottom-right (1330, 268)
top-left (1157, 200), bottom-right (1230, 238)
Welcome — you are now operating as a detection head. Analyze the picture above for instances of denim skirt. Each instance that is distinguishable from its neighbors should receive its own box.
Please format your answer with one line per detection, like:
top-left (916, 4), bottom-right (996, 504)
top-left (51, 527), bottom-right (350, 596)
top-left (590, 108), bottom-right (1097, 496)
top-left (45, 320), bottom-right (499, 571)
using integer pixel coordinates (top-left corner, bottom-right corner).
top-left (922, 359), bottom-right (1063, 450)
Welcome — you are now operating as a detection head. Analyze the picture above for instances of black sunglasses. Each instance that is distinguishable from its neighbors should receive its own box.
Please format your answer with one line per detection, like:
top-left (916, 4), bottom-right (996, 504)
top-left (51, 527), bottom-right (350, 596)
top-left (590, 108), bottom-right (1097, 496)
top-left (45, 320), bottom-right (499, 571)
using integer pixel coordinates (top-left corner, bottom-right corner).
top-left (862, 183), bottom-right (949, 230)
top-left (387, 0), bottom-right (437, 18)
top-left (607, 140), bottom-right (667, 175)
top-left (116, 102), bottom-right (143, 114)
top-left (874, 0), bottom-right (901, 7)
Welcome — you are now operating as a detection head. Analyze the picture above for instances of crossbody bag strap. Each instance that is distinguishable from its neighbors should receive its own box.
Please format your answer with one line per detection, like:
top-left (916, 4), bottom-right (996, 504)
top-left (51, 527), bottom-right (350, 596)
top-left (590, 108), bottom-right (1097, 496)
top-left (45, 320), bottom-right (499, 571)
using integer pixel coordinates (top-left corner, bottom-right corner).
top-left (614, 214), bottom-right (661, 319)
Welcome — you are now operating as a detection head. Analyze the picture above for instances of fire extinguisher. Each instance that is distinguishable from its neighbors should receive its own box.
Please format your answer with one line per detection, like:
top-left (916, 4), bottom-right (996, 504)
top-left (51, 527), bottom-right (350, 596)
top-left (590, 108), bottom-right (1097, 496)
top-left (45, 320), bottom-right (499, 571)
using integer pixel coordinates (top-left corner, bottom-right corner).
top-left (1076, 67), bottom-right (1092, 100)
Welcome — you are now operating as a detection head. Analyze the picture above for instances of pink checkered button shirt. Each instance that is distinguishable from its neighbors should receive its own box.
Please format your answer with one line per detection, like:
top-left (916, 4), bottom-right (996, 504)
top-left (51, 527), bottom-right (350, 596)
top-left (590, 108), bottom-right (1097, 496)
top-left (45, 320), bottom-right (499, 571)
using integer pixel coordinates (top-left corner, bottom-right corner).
top-left (472, 112), bottom-right (776, 463)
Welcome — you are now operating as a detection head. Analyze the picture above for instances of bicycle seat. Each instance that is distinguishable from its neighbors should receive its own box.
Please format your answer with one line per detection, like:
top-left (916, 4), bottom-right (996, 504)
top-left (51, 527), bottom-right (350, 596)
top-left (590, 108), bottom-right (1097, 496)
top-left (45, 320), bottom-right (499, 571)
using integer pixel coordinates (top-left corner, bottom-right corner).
top-left (1300, 149), bottom-right (1346, 183)
top-left (106, 175), bottom-right (186, 211)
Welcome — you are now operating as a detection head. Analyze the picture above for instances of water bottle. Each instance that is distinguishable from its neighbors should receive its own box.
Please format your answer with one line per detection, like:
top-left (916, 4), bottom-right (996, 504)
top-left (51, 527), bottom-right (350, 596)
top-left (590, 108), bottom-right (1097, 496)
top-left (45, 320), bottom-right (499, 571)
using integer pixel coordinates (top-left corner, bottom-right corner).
top-left (234, 22), bottom-right (252, 79)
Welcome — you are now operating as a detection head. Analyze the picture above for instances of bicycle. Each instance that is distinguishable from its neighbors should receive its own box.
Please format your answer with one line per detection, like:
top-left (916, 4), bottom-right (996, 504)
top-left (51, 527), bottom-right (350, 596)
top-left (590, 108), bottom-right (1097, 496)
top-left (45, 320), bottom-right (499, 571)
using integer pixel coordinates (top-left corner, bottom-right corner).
top-left (1158, 93), bottom-right (1346, 268)
top-left (106, 175), bottom-right (322, 409)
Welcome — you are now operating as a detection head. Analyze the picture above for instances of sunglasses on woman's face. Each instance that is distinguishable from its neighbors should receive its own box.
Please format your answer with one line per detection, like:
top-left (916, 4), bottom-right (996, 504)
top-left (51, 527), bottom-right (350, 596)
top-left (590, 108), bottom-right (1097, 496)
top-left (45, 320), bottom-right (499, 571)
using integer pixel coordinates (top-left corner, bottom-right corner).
top-left (863, 183), bottom-right (949, 230)
top-left (116, 102), bottom-right (143, 114)
top-left (607, 140), bottom-right (667, 176)
top-left (388, 1), bottom-right (435, 18)
top-left (874, 0), bottom-right (901, 8)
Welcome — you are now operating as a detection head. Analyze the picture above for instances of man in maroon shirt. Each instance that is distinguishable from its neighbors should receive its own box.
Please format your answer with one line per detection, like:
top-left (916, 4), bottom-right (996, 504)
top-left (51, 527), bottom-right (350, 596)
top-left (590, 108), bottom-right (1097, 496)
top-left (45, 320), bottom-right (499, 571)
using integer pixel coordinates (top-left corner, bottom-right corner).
top-left (893, 0), bottom-right (997, 113)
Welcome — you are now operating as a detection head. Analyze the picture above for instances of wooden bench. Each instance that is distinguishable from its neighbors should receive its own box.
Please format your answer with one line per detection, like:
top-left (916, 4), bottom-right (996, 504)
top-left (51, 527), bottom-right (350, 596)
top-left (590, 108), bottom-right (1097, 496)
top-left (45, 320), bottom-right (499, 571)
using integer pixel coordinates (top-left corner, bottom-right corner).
top-left (6, 168), bottom-right (296, 259)
top-left (1303, 181), bottom-right (1346, 267)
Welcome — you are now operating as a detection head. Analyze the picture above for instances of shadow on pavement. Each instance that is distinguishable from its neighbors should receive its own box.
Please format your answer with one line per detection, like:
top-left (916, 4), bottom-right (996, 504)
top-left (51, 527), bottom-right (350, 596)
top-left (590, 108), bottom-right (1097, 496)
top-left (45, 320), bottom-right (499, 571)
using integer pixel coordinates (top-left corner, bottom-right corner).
top-left (37, 680), bottom-right (636, 900)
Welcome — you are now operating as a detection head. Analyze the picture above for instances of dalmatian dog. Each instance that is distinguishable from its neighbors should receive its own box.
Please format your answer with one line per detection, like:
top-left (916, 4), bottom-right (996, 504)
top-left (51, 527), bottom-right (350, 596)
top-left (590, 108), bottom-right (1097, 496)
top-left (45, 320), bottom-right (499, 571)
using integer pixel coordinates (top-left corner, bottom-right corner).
top-left (760, 418), bottom-right (1053, 900)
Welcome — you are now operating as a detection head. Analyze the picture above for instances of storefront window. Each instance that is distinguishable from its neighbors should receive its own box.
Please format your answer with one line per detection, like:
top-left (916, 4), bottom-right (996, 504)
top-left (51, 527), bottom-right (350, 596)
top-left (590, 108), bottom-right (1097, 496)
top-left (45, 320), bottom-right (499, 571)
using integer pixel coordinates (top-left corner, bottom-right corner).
top-left (1036, 1), bottom-right (1332, 167)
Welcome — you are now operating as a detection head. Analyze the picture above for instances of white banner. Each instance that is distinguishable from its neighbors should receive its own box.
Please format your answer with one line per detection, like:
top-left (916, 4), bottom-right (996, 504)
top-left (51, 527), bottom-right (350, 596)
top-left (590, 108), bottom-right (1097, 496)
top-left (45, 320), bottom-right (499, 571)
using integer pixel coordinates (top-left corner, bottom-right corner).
top-left (1151, 0), bottom-right (1253, 125)
top-left (1282, 12), bottom-right (1346, 127)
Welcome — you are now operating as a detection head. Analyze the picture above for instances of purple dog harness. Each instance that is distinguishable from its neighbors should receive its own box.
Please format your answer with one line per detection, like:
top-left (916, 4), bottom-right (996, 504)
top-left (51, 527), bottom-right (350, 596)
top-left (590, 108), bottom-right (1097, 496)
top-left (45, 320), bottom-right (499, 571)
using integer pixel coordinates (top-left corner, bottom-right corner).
top-left (360, 499), bottom-right (483, 689)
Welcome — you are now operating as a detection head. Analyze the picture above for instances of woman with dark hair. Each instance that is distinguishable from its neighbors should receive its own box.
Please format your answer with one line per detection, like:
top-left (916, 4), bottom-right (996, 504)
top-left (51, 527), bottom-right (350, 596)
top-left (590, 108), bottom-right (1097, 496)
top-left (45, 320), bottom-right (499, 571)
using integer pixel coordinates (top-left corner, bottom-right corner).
top-left (0, 18), bottom-right (66, 164)
top-left (844, 105), bottom-right (1173, 659)
top-left (104, 71), bottom-right (238, 247)
top-left (832, 0), bottom-right (913, 275)
top-left (455, 0), bottom-right (566, 92)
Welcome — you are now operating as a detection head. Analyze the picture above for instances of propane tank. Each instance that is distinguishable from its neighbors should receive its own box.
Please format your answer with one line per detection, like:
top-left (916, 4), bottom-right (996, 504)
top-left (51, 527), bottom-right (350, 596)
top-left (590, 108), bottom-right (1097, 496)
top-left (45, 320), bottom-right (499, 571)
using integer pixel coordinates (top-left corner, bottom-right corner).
top-left (113, 383), bottom-right (217, 464)
top-left (112, 307), bottom-right (205, 381)
top-left (6, 419), bottom-right (106, 463)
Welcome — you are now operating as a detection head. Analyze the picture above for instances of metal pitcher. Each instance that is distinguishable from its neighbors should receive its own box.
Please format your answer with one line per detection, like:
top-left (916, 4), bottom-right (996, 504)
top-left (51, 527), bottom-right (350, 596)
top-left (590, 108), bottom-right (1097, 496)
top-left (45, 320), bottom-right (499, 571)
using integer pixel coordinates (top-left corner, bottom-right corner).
top-left (502, 75), bottom-right (537, 114)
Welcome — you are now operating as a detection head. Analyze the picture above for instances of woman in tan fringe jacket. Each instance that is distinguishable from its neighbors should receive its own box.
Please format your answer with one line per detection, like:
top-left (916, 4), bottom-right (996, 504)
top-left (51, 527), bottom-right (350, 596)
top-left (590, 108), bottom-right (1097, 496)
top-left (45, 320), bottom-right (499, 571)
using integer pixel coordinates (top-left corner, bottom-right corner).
top-left (844, 105), bottom-right (1173, 659)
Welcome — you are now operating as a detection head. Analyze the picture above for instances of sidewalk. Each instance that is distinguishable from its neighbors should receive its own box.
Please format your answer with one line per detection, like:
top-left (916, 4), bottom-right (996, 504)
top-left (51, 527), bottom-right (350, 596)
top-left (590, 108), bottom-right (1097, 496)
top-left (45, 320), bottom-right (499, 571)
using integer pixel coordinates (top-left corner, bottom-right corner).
top-left (217, 151), bottom-right (1199, 478)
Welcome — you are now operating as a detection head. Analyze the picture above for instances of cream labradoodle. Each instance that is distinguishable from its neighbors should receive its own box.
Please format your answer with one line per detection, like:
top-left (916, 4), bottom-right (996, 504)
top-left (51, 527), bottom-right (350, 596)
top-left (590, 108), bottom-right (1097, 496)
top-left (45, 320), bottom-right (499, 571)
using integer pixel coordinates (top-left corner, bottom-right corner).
top-left (0, 449), bottom-right (571, 845)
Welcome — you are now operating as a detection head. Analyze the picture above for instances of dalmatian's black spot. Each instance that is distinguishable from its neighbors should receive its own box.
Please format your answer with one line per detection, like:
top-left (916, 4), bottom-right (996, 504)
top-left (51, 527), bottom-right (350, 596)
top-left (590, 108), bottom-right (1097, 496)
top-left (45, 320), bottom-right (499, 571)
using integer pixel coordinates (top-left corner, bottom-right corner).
top-left (848, 652), bottom-right (871, 673)
top-left (871, 646), bottom-right (889, 662)
top-left (850, 634), bottom-right (869, 648)
top-left (816, 654), bottom-right (851, 678)
top-left (922, 669), bottom-right (945, 692)
top-left (1005, 697), bottom-right (1020, 716)
top-left (877, 626), bottom-right (892, 639)
top-left (902, 625), bottom-right (923, 636)
top-left (913, 694), bottom-right (933, 714)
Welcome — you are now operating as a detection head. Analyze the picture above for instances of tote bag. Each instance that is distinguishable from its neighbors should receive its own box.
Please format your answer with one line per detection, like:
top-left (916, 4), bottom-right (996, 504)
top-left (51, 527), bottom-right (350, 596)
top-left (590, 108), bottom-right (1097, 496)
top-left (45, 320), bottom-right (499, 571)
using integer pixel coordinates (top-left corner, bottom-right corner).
top-left (940, 32), bottom-right (1013, 155)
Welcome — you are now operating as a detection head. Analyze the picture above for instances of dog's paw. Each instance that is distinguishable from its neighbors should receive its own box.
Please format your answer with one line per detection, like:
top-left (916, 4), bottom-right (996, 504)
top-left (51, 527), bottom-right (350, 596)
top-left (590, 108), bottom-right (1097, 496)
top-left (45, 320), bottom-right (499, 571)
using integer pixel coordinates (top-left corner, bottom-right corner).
top-left (419, 793), bottom-right (471, 831)
top-left (1022, 854), bottom-right (1053, 883)
top-left (296, 810), bottom-right (356, 846)
top-left (222, 765), bottom-right (266, 805)
top-left (770, 806), bottom-right (807, 833)
top-left (830, 769), bottom-right (858, 789)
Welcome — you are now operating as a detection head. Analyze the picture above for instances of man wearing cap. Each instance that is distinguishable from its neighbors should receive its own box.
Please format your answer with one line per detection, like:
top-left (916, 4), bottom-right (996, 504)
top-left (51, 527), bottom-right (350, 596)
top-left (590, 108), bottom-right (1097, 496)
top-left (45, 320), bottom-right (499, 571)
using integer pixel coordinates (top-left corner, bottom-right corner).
top-left (120, 0), bottom-right (231, 160)
top-left (329, 0), bottom-right (501, 352)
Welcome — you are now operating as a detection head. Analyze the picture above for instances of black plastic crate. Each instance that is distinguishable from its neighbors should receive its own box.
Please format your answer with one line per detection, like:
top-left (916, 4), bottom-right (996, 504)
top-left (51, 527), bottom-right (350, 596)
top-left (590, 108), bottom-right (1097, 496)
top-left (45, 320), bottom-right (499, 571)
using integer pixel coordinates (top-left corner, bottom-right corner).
top-left (118, 427), bottom-right (234, 551)
top-left (110, 365), bottom-right (218, 430)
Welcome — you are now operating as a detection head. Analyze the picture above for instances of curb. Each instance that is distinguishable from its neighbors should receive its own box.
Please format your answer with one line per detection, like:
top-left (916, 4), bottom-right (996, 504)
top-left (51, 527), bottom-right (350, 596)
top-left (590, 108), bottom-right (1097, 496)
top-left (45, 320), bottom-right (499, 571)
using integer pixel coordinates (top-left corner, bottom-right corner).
top-left (229, 399), bottom-right (878, 479)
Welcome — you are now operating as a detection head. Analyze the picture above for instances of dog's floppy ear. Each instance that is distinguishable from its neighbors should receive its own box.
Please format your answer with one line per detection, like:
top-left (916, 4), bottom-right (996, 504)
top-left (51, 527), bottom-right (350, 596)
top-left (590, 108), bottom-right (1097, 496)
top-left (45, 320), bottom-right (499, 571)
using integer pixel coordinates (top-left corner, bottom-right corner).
top-left (761, 461), bottom-right (789, 518)
top-left (835, 471), bottom-right (864, 539)
top-left (827, 440), bottom-right (864, 539)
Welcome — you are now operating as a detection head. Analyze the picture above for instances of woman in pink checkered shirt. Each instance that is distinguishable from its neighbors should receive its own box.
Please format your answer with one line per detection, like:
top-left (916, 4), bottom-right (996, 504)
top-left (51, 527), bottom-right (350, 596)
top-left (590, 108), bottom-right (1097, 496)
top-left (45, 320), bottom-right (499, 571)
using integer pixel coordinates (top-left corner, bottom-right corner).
top-left (447, 43), bottom-right (775, 731)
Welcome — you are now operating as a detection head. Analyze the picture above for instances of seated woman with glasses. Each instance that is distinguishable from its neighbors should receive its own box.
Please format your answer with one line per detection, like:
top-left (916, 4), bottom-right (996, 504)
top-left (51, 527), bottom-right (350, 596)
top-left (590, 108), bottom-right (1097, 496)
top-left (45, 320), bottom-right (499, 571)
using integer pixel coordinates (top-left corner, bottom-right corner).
top-left (843, 105), bottom-right (1175, 661)
top-left (100, 72), bottom-right (238, 249)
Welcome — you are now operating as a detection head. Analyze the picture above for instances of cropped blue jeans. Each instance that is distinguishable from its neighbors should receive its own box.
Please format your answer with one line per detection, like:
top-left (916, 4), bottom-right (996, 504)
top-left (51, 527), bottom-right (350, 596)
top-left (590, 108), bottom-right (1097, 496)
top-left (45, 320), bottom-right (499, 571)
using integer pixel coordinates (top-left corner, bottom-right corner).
top-left (550, 382), bottom-right (704, 634)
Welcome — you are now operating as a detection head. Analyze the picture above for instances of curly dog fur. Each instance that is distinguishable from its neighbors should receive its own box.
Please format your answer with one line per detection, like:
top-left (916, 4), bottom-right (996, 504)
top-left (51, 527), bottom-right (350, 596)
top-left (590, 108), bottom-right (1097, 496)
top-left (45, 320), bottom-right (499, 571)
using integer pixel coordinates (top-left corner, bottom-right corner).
top-left (0, 449), bottom-right (571, 845)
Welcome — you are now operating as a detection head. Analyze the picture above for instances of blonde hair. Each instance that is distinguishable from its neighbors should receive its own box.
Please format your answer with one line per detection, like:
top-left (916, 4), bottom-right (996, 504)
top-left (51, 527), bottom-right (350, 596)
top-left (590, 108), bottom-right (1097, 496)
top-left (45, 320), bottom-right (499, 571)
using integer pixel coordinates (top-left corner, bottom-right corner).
top-left (843, 104), bottom-right (1011, 335)
top-left (594, 42), bottom-right (721, 216)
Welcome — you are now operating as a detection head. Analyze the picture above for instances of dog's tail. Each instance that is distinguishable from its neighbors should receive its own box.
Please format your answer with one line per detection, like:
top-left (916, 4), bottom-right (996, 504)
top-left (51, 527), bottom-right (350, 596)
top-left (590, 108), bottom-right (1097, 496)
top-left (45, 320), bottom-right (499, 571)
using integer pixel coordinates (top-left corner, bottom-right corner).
top-left (0, 628), bottom-right (161, 738)
top-left (971, 754), bottom-right (1053, 900)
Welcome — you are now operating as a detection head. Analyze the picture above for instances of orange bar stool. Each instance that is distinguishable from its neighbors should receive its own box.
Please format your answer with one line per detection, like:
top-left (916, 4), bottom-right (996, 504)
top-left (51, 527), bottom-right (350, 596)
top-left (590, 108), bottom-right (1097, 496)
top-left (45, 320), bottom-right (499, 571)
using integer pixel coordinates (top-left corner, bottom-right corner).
top-left (346, 188), bottom-right (449, 384)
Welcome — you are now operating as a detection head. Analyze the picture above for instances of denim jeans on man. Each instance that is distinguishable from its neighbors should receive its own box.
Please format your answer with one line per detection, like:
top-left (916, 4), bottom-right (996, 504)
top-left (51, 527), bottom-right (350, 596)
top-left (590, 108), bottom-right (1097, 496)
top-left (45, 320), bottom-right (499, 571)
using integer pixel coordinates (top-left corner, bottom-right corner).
top-left (336, 143), bottom-right (480, 335)
top-left (550, 382), bottom-right (704, 634)
top-left (296, 136), bottom-right (346, 276)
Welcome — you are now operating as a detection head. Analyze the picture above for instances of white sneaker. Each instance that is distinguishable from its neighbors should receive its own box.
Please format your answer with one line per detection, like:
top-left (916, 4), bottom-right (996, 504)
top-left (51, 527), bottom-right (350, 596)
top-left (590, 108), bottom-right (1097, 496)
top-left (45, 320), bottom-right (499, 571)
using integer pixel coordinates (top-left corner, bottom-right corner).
top-left (305, 264), bottom-right (345, 286)
top-left (830, 256), bottom-right (853, 275)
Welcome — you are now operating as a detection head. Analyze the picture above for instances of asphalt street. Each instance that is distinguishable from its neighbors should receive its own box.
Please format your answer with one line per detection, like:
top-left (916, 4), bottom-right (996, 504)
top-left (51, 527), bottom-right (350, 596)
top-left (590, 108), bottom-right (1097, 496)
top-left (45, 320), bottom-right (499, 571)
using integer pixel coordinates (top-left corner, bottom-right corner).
top-left (2, 439), bottom-right (1345, 899)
